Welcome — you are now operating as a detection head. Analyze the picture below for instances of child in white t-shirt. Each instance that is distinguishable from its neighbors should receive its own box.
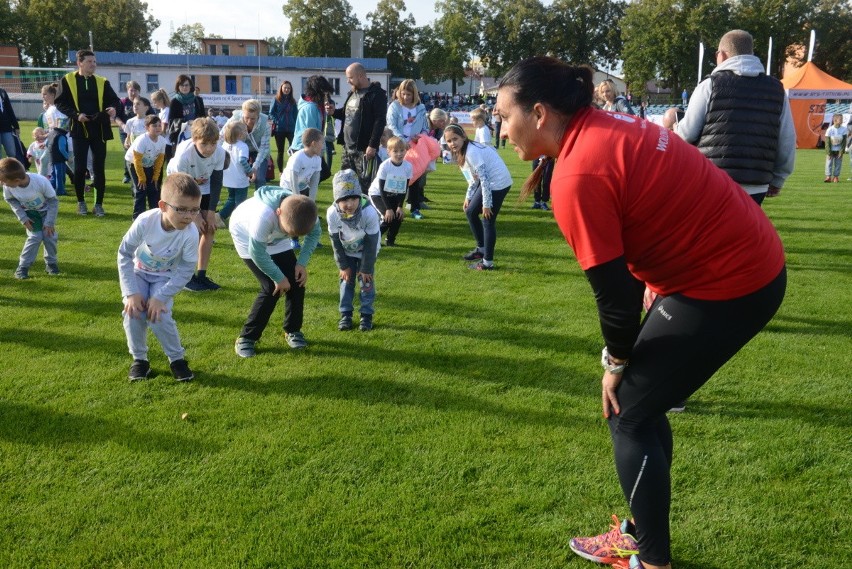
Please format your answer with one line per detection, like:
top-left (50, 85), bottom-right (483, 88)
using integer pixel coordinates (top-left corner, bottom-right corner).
top-left (281, 128), bottom-right (324, 249)
top-left (368, 136), bottom-right (412, 246)
top-left (824, 113), bottom-right (847, 183)
top-left (328, 169), bottom-right (381, 332)
top-left (118, 173), bottom-right (201, 382)
top-left (126, 115), bottom-right (167, 219)
top-left (27, 127), bottom-right (50, 178)
top-left (1, 157), bottom-right (60, 279)
top-left (41, 83), bottom-right (72, 196)
top-left (217, 120), bottom-right (252, 226)
top-left (471, 108), bottom-right (493, 146)
top-left (166, 118), bottom-right (228, 292)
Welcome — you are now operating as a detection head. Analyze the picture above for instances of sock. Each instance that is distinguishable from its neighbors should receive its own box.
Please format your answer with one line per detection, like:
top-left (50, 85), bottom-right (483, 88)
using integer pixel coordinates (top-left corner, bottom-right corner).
top-left (197, 269), bottom-right (206, 279)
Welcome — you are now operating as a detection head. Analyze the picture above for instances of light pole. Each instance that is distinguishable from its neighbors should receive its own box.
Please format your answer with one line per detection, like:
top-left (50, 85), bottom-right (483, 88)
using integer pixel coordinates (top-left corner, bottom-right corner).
top-left (155, 41), bottom-right (159, 54)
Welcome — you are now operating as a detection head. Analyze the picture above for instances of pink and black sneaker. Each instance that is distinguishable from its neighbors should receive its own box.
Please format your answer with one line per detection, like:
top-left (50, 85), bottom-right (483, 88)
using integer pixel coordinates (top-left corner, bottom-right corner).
top-left (569, 514), bottom-right (639, 564)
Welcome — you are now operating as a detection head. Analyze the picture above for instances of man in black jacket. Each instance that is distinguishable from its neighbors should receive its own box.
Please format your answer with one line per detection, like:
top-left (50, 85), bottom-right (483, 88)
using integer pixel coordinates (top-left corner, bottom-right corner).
top-left (336, 63), bottom-right (387, 192)
top-left (0, 87), bottom-right (20, 162)
top-left (55, 49), bottom-right (123, 217)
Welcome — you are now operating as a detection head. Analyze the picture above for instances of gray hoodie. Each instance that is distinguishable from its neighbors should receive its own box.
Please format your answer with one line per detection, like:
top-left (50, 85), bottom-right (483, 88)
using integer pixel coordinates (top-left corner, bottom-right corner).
top-left (677, 55), bottom-right (796, 193)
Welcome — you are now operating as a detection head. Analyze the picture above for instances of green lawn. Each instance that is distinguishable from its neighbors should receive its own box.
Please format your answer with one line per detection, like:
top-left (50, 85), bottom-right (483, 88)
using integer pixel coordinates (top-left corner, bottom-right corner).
top-left (0, 125), bottom-right (849, 568)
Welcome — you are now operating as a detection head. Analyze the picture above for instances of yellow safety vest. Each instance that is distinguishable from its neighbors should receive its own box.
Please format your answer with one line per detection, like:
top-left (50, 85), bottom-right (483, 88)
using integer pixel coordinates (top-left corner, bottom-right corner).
top-left (63, 71), bottom-right (106, 139)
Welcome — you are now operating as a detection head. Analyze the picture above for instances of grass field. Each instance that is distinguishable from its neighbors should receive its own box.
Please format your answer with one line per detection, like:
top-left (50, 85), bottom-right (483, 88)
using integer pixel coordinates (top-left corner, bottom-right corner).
top-left (0, 124), bottom-right (849, 568)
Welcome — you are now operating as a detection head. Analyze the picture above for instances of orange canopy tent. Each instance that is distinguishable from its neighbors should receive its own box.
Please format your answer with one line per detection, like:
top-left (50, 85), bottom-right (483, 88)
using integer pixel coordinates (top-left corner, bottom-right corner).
top-left (781, 62), bottom-right (852, 148)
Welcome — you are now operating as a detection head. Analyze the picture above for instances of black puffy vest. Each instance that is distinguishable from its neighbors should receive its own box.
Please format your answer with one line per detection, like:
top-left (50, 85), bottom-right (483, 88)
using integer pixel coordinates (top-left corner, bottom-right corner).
top-left (697, 71), bottom-right (785, 185)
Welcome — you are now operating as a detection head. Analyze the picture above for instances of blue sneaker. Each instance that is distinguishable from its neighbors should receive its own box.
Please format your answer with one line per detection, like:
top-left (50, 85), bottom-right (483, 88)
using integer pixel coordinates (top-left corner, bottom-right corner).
top-left (540, 202), bottom-right (550, 211)
top-left (411, 210), bottom-right (424, 220)
top-left (291, 238), bottom-right (301, 250)
top-left (531, 201), bottom-right (542, 209)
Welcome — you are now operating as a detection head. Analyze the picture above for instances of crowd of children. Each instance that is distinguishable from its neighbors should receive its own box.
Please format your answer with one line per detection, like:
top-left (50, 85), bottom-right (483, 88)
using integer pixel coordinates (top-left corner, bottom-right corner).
top-left (2, 82), bottom-right (565, 382)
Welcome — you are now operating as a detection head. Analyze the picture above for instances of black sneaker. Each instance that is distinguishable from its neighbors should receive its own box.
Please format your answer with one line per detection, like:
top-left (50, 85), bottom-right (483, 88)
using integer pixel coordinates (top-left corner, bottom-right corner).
top-left (45, 263), bottom-right (61, 275)
top-left (128, 359), bottom-right (151, 381)
top-left (198, 275), bottom-right (221, 290)
top-left (338, 313), bottom-right (353, 331)
top-left (463, 249), bottom-right (484, 261)
top-left (14, 266), bottom-right (29, 280)
top-left (170, 359), bottom-right (194, 381)
top-left (359, 314), bottom-right (373, 332)
top-left (184, 275), bottom-right (207, 292)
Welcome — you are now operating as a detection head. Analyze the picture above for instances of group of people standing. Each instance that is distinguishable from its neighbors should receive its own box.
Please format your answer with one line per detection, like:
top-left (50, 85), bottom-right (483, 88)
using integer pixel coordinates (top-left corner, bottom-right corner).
top-left (2, 29), bottom-right (804, 568)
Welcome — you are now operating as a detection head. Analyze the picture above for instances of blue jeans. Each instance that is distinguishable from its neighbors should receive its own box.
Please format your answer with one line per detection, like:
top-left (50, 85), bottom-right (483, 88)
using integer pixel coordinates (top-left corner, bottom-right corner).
top-left (339, 255), bottom-right (375, 316)
top-left (465, 185), bottom-right (510, 262)
top-left (218, 187), bottom-right (249, 221)
top-left (0, 131), bottom-right (16, 159)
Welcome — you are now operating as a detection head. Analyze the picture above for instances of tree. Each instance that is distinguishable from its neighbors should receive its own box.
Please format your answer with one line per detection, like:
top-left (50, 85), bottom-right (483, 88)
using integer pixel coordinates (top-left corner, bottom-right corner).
top-left (9, 0), bottom-right (159, 67)
top-left (364, 0), bottom-right (419, 78)
top-left (264, 36), bottom-right (288, 57)
top-left (168, 23), bottom-right (205, 55)
top-left (480, 0), bottom-right (549, 75)
top-left (282, 0), bottom-right (361, 58)
top-left (621, 0), bottom-right (730, 99)
top-left (418, 0), bottom-right (482, 92)
top-left (546, 0), bottom-right (626, 70)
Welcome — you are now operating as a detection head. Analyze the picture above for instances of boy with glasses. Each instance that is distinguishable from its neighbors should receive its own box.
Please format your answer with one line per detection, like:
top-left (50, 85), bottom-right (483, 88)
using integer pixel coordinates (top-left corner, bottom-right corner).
top-left (117, 172), bottom-right (201, 382)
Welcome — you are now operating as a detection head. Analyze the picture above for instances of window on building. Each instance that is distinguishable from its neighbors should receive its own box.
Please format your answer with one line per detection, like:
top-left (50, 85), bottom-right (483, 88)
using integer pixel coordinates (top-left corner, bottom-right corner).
top-left (208, 44), bottom-right (217, 56)
top-left (146, 74), bottom-right (158, 92)
top-left (330, 78), bottom-right (340, 95)
top-left (119, 73), bottom-right (131, 91)
top-left (225, 76), bottom-right (237, 94)
top-left (265, 77), bottom-right (275, 95)
top-left (246, 44), bottom-right (256, 57)
top-left (242, 76), bottom-right (252, 94)
top-left (211, 76), bottom-right (221, 93)
top-left (221, 44), bottom-right (230, 56)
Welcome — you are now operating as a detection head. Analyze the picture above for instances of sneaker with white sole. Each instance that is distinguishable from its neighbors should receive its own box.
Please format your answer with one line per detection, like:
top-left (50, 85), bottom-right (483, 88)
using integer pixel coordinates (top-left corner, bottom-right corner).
top-left (197, 275), bottom-right (221, 290)
top-left (45, 263), bottom-right (61, 275)
top-left (338, 313), bottom-right (353, 331)
top-left (14, 266), bottom-right (30, 280)
top-left (235, 337), bottom-right (256, 358)
top-left (359, 314), bottom-right (373, 331)
top-left (77, 202), bottom-right (88, 215)
top-left (128, 359), bottom-right (151, 381)
top-left (569, 515), bottom-right (639, 564)
top-left (170, 359), bottom-right (194, 381)
top-left (93, 204), bottom-right (105, 217)
top-left (285, 331), bottom-right (308, 349)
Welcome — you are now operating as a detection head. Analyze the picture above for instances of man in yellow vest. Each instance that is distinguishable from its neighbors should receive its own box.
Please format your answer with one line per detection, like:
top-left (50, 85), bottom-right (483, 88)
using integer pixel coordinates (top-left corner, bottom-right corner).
top-left (55, 49), bottom-right (123, 217)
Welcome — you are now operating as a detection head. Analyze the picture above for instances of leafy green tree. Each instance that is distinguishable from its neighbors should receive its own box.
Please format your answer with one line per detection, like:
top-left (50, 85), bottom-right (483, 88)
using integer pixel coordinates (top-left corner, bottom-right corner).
top-left (621, 0), bottom-right (730, 99)
top-left (546, 0), bottom-right (625, 70)
top-left (418, 0), bottom-right (482, 92)
top-left (264, 36), bottom-right (287, 57)
top-left (480, 0), bottom-right (549, 75)
top-left (364, 0), bottom-right (419, 78)
top-left (807, 3), bottom-right (852, 81)
top-left (168, 23), bottom-right (205, 55)
top-left (9, 0), bottom-right (158, 67)
top-left (282, 0), bottom-right (361, 58)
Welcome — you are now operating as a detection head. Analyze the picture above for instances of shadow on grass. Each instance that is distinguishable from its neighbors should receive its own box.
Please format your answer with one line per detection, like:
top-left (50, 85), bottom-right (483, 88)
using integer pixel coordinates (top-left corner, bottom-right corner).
top-left (683, 399), bottom-right (851, 429)
top-left (763, 313), bottom-right (852, 337)
top-left (0, 326), bottom-right (127, 353)
top-left (0, 400), bottom-right (219, 454)
top-left (195, 371), bottom-right (590, 429)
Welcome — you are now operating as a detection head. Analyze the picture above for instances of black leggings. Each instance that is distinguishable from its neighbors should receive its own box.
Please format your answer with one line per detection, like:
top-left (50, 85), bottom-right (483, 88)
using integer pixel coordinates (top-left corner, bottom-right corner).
top-left (370, 193), bottom-right (405, 243)
top-left (72, 137), bottom-right (107, 204)
top-left (465, 185), bottom-right (510, 262)
top-left (609, 267), bottom-right (786, 566)
top-left (240, 249), bottom-right (305, 340)
top-left (274, 130), bottom-right (295, 172)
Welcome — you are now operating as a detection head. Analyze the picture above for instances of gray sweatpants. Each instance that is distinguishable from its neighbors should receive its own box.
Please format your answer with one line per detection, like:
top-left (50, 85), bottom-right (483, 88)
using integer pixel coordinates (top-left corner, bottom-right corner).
top-left (122, 272), bottom-right (185, 363)
top-left (20, 227), bottom-right (58, 267)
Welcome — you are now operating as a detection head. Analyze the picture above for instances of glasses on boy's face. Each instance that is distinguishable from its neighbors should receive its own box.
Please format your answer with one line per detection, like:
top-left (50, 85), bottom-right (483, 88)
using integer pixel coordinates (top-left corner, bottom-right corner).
top-left (165, 203), bottom-right (201, 216)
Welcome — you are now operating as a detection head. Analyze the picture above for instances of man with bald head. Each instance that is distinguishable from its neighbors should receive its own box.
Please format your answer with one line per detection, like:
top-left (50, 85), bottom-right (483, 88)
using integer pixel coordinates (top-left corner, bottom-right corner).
top-left (333, 63), bottom-right (387, 191)
top-left (677, 29), bottom-right (795, 204)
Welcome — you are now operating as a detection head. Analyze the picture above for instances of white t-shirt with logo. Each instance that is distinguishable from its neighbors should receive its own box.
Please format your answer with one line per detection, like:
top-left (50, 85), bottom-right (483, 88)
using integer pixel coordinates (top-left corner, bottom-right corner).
top-left (125, 133), bottom-right (167, 167)
top-left (368, 158), bottom-right (413, 196)
top-left (167, 138), bottom-right (227, 195)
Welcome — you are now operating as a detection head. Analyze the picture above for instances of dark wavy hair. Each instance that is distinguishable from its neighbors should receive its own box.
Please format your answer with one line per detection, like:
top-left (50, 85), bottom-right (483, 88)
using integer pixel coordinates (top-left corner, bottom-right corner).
top-left (303, 75), bottom-right (334, 100)
top-left (499, 56), bottom-right (595, 200)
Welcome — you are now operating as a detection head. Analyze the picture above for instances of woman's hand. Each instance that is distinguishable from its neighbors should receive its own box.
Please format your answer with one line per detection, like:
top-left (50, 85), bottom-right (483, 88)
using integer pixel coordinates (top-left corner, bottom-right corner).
top-left (602, 370), bottom-right (623, 419)
top-left (483, 206), bottom-right (493, 220)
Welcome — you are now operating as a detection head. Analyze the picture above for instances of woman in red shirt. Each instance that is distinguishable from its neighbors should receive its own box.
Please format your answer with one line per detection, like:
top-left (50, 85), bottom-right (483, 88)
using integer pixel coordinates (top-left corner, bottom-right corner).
top-left (495, 56), bottom-right (786, 569)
